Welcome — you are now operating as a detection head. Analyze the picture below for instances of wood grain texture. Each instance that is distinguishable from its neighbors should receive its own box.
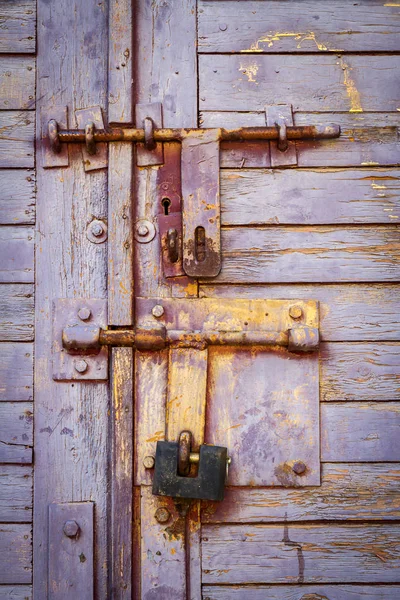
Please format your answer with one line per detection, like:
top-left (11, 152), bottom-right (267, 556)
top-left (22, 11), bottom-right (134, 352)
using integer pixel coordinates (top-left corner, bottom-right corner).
top-left (0, 170), bottom-right (35, 225)
top-left (0, 0), bottom-right (36, 54)
top-left (0, 587), bottom-right (32, 599)
top-left (108, 0), bottom-right (133, 124)
top-left (198, 0), bottom-right (400, 53)
top-left (0, 343), bottom-right (33, 401)
top-left (221, 169), bottom-right (400, 225)
top-left (0, 465), bottom-right (32, 522)
top-left (0, 401), bottom-right (33, 464)
top-left (202, 585), bottom-right (400, 600)
top-left (0, 112), bottom-right (34, 168)
top-left (200, 55), bottom-right (400, 112)
top-left (0, 57), bottom-right (35, 110)
top-left (0, 285), bottom-right (34, 341)
top-left (321, 343), bottom-right (400, 401)
top-left (34, 0), bottom-right (109, 595)
top-left (202, 523), bottom-right (400, 584)
top-left (213, 226), bottom-right (400, 284)
top-left (203, 463), bottom-right (400, 523)
top-left (321, 402), bottom-right (400, 462)
top-left (202, 112), bottom-right (400, 168)
top-left (0, 524), bottom-right (31, 584)
top-left (199, 283), bottom-right (400, 342)
top-left (0, 227), bottom-right (34, 283)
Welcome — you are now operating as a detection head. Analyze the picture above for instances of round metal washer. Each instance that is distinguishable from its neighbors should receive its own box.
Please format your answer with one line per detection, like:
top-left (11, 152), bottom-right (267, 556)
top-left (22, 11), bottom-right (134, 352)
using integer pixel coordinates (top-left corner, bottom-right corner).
top-left (135, 219), bottom-right (156, 243)
top-left (86, 219), bottom-right (108, 244)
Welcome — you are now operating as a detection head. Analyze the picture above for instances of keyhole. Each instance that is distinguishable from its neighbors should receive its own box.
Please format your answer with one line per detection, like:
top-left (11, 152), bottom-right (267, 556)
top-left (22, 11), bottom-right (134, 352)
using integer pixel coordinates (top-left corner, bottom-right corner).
top-left (195, 226), bottom-right (206, 262)
top-left (161, 197), bottom-right (171, 215)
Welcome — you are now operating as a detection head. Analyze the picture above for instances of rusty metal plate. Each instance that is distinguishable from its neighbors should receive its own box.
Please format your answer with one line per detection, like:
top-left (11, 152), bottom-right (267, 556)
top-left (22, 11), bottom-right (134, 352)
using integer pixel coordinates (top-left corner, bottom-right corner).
top-left (53, 298), bottom-right (108, 381)
top-left (266, 104), bottom-right (297, 167)
top-left (48, 502), bottom-right (94, 600)
top-left (135, 102), bottom-right (164, 166)
top-left (42, 106), bottom-right (69, 168)
top-left (75, 106), bottom-right (108, 172)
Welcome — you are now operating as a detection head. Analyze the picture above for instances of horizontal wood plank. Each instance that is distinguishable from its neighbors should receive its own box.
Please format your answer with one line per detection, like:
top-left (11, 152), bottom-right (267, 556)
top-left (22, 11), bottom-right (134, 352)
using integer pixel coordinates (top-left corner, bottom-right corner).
top-left (0, 112), bottom-right (34, 168)
top-left (202, 523), bottom-right (400, 584)
top-left (214, 226), bottom-right (400, 284)
top-left (0, 524), bottom-right (31, 584)
top-left (221, 169), bottom-right (400, 225)
top-left (200, 55), bottom-right (400, 112)
top-left (321, 402), bottom-right (400, 462)
top-left (0, 227), bottom-right (34, 283)
top-left (0, 284), bottom-right (34, 341)
top-left (199, 284), bottom-right (400, 342)
top-left (321, 343), bottom-right (400, 401)
top-left (0, 343), bottom-right (33, 401)
top-left (0, 403), bottom-right (33, 465)
top-left (202, 464), bottom-right (400, 523)
top-left (0, 0), bottom-right (36, 53)
top-left (202, 585), bottom-right (400, 600)
top-left (202, 112), bottom-right (400, 168)
top-left (0, 465), bottom-right (32, 522)
top-left (0, 57), bottom-right (35, 110)
top-left (0, 170), bottom-right (35, 224)
top-left (198, 1), bottom-right (400, 53)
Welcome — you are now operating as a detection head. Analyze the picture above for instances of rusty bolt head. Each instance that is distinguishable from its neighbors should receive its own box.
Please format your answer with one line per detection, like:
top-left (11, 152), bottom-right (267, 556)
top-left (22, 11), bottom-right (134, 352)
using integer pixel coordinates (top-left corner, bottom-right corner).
top-left (289, 305), bottom-right (303, 320)
top-left (155, 507), bottom-right (171, 524)
top-left (63, 520), bottom-right (80, 538)
top-left (74, 359), bottom-right (88, 374)
top-left (152, 304), bottom-right (165, 318)
top-left (292, 461), bottom-right (307, 475)
top-left (143, 455), bottom-right (155, 469)
top-left (91, 222), bottom-right (104, 237)
top-left (137, 223), bottom-right (150, 237)
top-left (78, 307), bottom-right (91, 321)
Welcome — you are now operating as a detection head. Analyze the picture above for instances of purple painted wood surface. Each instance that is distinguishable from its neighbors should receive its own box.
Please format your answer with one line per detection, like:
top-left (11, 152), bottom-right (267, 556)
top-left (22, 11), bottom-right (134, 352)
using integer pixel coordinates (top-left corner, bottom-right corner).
top-left (0, 343), bottom-right (33, 401)
top-left (0, 170), bottom-right (35, 224)
top-left (0, 524), bottom-right (32, 584)
top-left (0, 465), bottom-right (33, 522)
top-left (0, 0), bottom-right (36, 53)
top-left (0, 227), bottom-right (34, 283)
top-left (0, 285), bottom-right (34, 341)
top-left (202, 585), bottom-right (400, 600)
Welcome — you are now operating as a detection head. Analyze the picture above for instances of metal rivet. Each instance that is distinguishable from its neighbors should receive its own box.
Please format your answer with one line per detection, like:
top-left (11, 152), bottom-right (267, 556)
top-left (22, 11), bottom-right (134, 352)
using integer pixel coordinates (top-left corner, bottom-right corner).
top-left (134, 219), bottom-right (156, 243)
top-left (137, 224), bottom-right (149, 237)
top-left (87, 219), bottom-right (107, 244)
top-left (219, 23), bottom-right (228, 31)
top-left (143, 455), bottom-right (155, 469)
top-left (78, 307), bottom-right (91, 321)
top-left (292, 461), bottom-right (307, 475)
top-left (152, 305), bottom-right (164, 318)
top-left (289, 305), bottom-right (303, 320)
top-left (91, 222), bottom-right (104, 237)
top-left (155, 507), bottom-right (171, 524)
top-left (74, 359), bottom-right (88, 374)
top-left (63, 520), bottom-right (80, 538)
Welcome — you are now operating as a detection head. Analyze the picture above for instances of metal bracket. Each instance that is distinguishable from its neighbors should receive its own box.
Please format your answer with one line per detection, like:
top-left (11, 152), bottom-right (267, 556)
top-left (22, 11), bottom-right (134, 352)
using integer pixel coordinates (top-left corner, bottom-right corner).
top-left (135, 102), bottom-right (164, 166)
top-left (75, 106), bottom-right (108, 171)
top-left (266, 104), bottom-right (298, 167)
top-left (42, 106), bottom-right (69, 168)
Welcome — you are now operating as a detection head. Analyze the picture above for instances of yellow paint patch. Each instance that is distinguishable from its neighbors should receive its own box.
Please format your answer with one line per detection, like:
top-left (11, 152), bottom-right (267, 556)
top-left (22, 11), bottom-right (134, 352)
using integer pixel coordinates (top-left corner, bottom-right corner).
top-left (384, 2), bottom-right (400, 6)
top-left (361, 162), bottom-right (380, 166)
top-left (241, 31), bottom-right (335, 52)
top-left (339, 57), bottom-right (363, 113)
top-left (239, 62), bottom-right (259, 83)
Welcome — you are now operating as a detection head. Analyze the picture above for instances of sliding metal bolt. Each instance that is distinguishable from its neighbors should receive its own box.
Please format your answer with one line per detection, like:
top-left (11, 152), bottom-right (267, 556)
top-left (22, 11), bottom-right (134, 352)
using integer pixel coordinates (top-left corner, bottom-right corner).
top-left (63, 520), bottom-right (80, 538)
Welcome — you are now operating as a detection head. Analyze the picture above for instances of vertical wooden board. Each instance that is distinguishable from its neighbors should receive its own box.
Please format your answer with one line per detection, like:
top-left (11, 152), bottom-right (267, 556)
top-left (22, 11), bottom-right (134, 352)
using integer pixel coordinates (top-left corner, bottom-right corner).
top-left (0, 465), bottom-right (33, 522)
top-left (188, 501), bottom-right (201, 600)
top-left (0, 170), bottom-right (35, 225)
top-left (0, 284), bottom-right (34, 342)
top-left (34, 0), bottom-right (109, 596)
top-left (0, 112), bottom-right (34, 168)
top-left (0, 57), bottom-right (35, 110)
top-left (108, 0), bottom-right (133, 124)
top-left (201, 585), bottom-right (400, 600)
top-left (110, 348), bottom-right (133, 600)
top-left (321, 342), bottom-right (400, 401)
top-left (0, 343), bottom-right (33, 401)
top-left (0, 587), bottom-right (32, 599)
top-left (321, 402), bottom-right (400, 462)
top-left (0, 524), bottom-right (32, 584)
top-left (0, 227), bottom-right (34, 283)
top-left (0, 0), bottom-right (36, 53)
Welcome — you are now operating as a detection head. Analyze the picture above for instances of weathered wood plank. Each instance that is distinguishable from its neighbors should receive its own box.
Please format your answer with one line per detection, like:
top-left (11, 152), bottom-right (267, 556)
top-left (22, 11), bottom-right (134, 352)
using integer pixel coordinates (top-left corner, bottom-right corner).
top-left (321, 402), bottom-right (400, 462)
top-left (202, 112), bottom-right (400, 168)
top-left (202, 524), bottom-right (400, 584)
top-left (0, 170), bottom-right (35, 225)
top-left (199, 284), bottom-right (400, 342)
top-left (0, 587), bottom-right (32, 600)
top-left (213, 226), bottom-right (400, 284)
top-left (0, 227), bottom-right (34, 283)
top-left (202, 585), bottom-right (400, 600)
top-left (0, 57), bottom-right (35, 110)
top-left (0, 403), bottom-right (33, 465)
top-left (0, 524), bottom-right (31, 584)
top-left (200, 55), bottom-right (400, 113)
top-left (0, 0), bottom-right (36, 54)
top-left (321, 343), bottom-right (400, 401)
top-left (0, 343), bottom-right (33, 401)
top-left (108, 0), bottom-right (133, 124)
top-left (221, 169), bottom-right (400, 225)
top-left (203, 464), bottom-right (400, 523)
top-left (0, 284), bottom-right (34, 341)
top-left (0, 465), bottom-right (32, 522)
top-left (0, 112), bottom-right (34, 168)
top-left (198, 0), bottom-right (400, 53)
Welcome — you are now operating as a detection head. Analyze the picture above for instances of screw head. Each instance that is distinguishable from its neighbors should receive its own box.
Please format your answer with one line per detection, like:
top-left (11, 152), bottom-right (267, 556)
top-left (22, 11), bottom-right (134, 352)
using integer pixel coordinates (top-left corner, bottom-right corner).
top-left (91, 222), bottom-right (104, 237)
top-left (219, 23), bottom-right (228, 31)
top-left (155, 507), bottom-right (171, 524)
top-left (143, 455), bottom-right (155, 469)
top-left (74, 359), bottom-right (88, 374)
top-left (152, 304), bottom-right (165, 318)
top-left (137, 224), bottom-right (150, 237)
top-left (63, 520), bottom-right (80, 538)
top-left (78, 307), bottom-right (91, 321)
top-left (292, 461), bottom-right (307, 475)
top-left (289, 305), bottom-right (303, 320)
